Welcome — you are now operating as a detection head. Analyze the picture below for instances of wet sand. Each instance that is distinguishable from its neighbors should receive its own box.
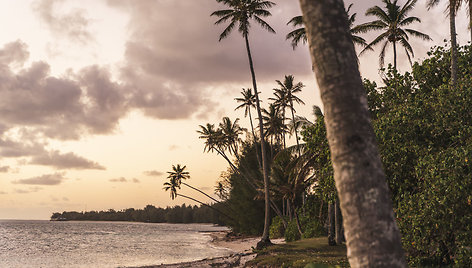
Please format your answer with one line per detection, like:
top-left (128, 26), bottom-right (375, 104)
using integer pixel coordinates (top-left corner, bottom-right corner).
top-left (131, 231), bottom-right (284, 268)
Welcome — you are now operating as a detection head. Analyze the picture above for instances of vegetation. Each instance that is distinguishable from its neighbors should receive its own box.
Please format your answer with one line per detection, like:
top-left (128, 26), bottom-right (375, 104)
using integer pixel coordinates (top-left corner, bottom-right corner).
top-left (357, 0), bottom-right (431, 69)
top-left (50, 204), bottom-right (221, 224)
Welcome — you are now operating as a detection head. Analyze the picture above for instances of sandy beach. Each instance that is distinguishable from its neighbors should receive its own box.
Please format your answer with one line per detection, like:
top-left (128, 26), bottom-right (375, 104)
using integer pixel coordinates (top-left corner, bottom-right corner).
top-left (132, 231), bottom-right (284, 268)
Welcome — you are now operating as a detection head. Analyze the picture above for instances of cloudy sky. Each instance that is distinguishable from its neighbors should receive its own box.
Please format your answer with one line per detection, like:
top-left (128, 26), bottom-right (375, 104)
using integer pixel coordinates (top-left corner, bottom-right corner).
top-left (0, 0), bottom-right (469, 219)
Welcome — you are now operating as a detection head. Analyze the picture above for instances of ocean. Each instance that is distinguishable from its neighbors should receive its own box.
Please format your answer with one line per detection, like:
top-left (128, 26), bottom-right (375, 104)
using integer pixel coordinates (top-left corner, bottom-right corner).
top-left (0, 220), bottom-right (232, 268)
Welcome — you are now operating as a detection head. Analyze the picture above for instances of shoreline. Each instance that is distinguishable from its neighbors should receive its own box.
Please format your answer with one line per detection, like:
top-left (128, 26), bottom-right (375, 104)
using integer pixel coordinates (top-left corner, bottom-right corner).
top-left (131, 231), bottom-right (284, 268)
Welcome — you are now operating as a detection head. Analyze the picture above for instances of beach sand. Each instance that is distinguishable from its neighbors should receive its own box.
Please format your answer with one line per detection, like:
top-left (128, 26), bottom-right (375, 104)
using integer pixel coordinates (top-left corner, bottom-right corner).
top-left (133, 231), bottom-right (284, 268)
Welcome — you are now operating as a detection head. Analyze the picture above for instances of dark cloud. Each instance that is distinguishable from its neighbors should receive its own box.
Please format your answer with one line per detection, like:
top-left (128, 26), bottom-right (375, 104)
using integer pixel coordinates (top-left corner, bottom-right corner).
top-left (0, 42), bottom-right (128, 140)
top-left (106, 0), bottom-right (311, 120)
top-left (12, 173), bottom-right (68, 186)
top-left (109, 177), bottom-right (127, 183)
top-left (30, 150), bottom-right (106, 170)
top-left (0, 165), bottom-right (10, 172)
top-left (143, 170), bottom-right (164, 177)
top-left (0, 40), bottom-right (29, 67)
top-left (32, 0), bottom-right (92, 43)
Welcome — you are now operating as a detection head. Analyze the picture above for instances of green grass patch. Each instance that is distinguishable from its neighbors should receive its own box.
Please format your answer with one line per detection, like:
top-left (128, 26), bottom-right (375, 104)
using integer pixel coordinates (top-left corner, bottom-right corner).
top-left (247, 237), bottom-right (349, 268)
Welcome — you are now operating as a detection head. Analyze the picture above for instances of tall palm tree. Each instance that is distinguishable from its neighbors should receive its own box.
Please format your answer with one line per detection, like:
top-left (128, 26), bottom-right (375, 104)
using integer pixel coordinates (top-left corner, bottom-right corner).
top-left (298, 0), bottom-right (406, 266)
top-left (235, 88), bottom-right (257, 140)
top-left (262, 104), bottom-right (287, 148)
top-left (427, 0), bottom-right (462, 88)
top-left (167, 164), bottom-right (220, 204)
top-left (286, 4), bottom-right (369, 49)
top-left (357, 0), bottom-right (431, 70)
top-left (211, 0), bottom-right (276, 247)
top-left (273, 75), bottom-right (305, 156)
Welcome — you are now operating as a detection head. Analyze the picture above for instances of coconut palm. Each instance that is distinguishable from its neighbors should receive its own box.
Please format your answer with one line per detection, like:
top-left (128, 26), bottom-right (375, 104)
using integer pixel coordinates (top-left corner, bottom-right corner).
top-left (214, 181), bottom-right (229, 200)
top-left (286, 4), bottom-right (369, 49)
top-left (262, 104), bottom-right (288, 148)
top-left (427, 0), bottom-right (462, 88)
top-left (299, 0), bottom-right (407, 266)
top-left (357, 0), bottom-right (431, 69)
top-left (167, 164), bottom-right (221, 204)
top-left (211, 0), bottom-right (276, 247)
top-left (273, 75), bottom-right (305, 155)
top-left (235, 88), bottom-right (257, 140)
top-left (219, 117), bottom-right (245, 156)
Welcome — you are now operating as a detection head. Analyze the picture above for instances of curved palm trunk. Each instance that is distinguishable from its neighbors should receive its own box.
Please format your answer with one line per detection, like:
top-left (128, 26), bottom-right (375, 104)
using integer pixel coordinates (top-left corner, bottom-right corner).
top-left (393, 40), bottom-right (397, 70)
top-left (248, 109), bottom-right (263, 170)
top-left (469, 1), bottom-right (472, 42)
top-left (176, 193), bottom-right (235, 222)
top-left (244, 34), bottom-right (271, 247)
top-left (289, 102), bottom-right (301, 157)
top-left (181, 182), bottom-right (221, 204)
top-left (450, 4), bottom-right (458, 88)
top-left (299, 0), bottom-right (406, 266)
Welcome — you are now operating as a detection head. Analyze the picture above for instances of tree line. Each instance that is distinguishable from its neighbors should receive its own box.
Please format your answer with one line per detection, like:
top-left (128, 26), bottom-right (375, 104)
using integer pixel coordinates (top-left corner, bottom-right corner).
top-left (50, 204), bottom-right (222, 224)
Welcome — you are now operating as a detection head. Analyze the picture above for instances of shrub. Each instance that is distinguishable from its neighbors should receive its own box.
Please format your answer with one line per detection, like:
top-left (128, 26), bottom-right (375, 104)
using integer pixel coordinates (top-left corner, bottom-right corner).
top-left (269, 216), bottom-right (287, 239)
top-left (284, 219), bottom-right (301, 242)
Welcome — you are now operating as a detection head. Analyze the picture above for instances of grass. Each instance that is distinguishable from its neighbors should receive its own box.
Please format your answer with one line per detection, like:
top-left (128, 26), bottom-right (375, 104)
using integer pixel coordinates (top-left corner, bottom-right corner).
top-left (246, 237), bottom-right (349, 268)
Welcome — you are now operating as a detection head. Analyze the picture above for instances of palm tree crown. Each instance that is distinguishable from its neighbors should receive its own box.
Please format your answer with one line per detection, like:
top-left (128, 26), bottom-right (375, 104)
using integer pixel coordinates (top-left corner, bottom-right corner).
top-left (211, 0), bottom-right (276, 40)
top-left (357, 0), bottom-right (431, 68)
top-left (167, 164), bottom-right (190, 186)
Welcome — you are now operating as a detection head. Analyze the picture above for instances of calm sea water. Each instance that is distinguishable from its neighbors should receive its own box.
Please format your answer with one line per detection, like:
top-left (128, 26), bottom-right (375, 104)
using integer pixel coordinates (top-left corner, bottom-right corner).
top-left (0, 220), bottom-right (232, 268)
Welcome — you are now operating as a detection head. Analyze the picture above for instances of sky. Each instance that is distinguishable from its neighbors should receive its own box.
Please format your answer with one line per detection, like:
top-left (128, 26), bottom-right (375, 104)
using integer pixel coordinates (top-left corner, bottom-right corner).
top-left (0, 0), bottom-right (470, 220)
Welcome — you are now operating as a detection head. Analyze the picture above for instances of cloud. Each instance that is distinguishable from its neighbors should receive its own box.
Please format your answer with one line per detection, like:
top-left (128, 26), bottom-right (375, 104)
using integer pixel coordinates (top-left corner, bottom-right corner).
top-left (132, 178), bottom-right (140, 183)
top-left (0, 191), bottom-right (7, 194)
top-left (168, 145), bottom-right (179, 151)
top-left (143, 170), bottom-right (164, 177)
top-left (0, 165), bottom-right (10, 172)
top-left (109, 177), bottom-right (127, 183)
top-left (32, 0), bottom-right (92, 44)
top-left (0, 40), bottom-right (29, 67)
top-left (13, 172), bottom-right (69, 185)
top-left (106, 0), bottom-right (311, 120)
top-left (14, 187), bottom-right (43, 194)
top-left (30, 150), bottom-right (105, 170)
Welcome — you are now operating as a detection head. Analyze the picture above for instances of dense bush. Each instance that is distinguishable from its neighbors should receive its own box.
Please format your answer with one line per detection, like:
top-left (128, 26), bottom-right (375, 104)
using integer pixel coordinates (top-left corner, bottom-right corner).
top-left (284, 219), bottom-right (301, 242)
top-left (269, 216), bottom-right (287, 239)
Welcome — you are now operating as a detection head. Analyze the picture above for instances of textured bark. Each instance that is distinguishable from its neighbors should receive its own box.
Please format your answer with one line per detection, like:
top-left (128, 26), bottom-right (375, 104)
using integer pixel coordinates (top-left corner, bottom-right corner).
top-left (299, 0), bottom-right (406, 267)
top-left (393, 41), bottom-right (397, 70)
top-left (244, 34), bottom-right (271, 246)
top-left (450, 4), bottom-right (458, 88)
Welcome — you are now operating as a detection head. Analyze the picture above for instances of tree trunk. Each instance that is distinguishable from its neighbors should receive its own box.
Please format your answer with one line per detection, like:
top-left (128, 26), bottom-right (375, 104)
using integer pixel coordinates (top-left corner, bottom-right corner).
top-left (450, 4), bottom-right (458, 88)
top-left (328, 202), bottom-right (336, 246)
top-left (291, 201), bottom-right (304, 237)
top-left (318, 199), bottom-right (324, 221)
top-left (182, 182), bottom-right (220, 204)
top-left (244, 34), bottom-right (271, 248)
top-left (392, 40), bottom-right (397, 70)
top-left (248, 109), bottom-right (262, 169)
top-left (299, 0), bottom-right (406, 267)
top-left (290, 101), bottom-right (301, 157)
top-left (335, 199), bottom-right (343, 244)
top-left (469, 0), bottom-right (472, 43)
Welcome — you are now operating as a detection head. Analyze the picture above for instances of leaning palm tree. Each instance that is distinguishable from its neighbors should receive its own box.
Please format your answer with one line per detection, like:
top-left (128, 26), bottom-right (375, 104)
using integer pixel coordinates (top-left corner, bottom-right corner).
top-left (219, 117), bottom-right (245, 156)
top-left (211, 0), bottom-right (276, 248)
top-left (235, 88), bottom-right (257, 140)
top-left (298, 0), bottom-right (406, 266)
top-left (286, 4), bottom-right (369, 49)
top-left (273, 75), bottom-right (305, 156)
top-left (163, 168), bottom-right (234, 221)
top-left (427, 0), bottom-right (462, 88)
top-left (167, 164), bottom-right (220, 204)
top-left (357, 0), bottom-right (431, 70)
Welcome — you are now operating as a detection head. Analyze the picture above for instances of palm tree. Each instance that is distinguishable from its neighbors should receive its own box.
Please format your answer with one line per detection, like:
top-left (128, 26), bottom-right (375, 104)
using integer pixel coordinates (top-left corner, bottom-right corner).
top-left (299, 0), bottom-right (407, 266)
top-left (262, 104), bottom-right (287, 149)
top-left (286, 4), bottom-right (369, 49)
top-left (214, 181), bottom-right (229, 200)
top-left (357, 0), bottom-right (431, 70)
top-left (167, 164), bottom-right (221, 204)
top-left (273, 75), bottom-right (305, 156)
top-left (219, 117), bottom-right (245, 156)
top-left (427, 0), bottom-right (461, 88)
top-left (211, 0), bottom-right (276, 248)
top-left (163, 169), bottom-right (234, 221)
top-left (235, 88), bottom-right (257, 140)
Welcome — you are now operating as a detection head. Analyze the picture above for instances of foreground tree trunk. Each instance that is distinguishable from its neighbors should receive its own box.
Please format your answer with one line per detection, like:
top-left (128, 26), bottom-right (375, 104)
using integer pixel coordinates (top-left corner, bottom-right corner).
top-left (299, 0), bottom-right (406, 266)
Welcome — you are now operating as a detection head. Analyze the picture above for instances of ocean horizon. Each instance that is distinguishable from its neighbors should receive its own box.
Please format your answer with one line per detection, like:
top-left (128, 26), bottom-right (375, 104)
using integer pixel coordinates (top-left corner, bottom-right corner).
top-left (0, 220), bottom-right (232, 268)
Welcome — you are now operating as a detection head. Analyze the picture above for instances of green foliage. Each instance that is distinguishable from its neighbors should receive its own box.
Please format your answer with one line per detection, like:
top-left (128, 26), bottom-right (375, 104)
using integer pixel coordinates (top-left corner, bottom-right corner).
top-left (301, 216), bottom-right (325, 239)
top-left (284, 219), bottom-right (301, 242)
top-left (269, 216), bottom-right (287, 239)
top-left (363, 44), bottom-right (472, 266)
